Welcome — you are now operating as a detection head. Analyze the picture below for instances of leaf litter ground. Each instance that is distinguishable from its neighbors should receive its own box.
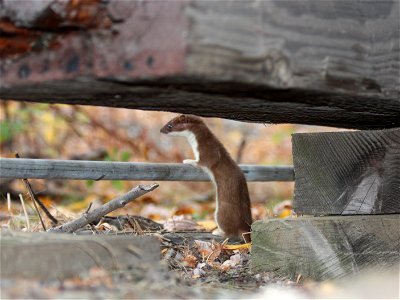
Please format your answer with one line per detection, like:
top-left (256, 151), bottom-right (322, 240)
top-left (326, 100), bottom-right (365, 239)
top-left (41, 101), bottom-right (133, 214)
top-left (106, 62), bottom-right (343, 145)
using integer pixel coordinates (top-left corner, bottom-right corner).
top-left (1, 214), bottom-right (308, 299)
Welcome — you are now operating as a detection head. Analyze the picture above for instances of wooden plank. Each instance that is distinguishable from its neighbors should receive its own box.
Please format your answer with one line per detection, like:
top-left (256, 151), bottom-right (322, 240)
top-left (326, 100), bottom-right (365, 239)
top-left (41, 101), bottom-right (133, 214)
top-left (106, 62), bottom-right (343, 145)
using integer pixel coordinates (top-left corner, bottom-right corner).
top-left (0, 158), bottom-right (294, 182)
top-left (1, 78), bottom-right (399, 130)
top-left (0, 231), bottom-right (161, 280)
top-left (187, 1), bottom-right (399, 97)
top-left (0, 1), bottom-right (399, 129)
top-left (251, 215), bottom-right (400, 281)
top-left (292, 128), bottom-right (400, 215)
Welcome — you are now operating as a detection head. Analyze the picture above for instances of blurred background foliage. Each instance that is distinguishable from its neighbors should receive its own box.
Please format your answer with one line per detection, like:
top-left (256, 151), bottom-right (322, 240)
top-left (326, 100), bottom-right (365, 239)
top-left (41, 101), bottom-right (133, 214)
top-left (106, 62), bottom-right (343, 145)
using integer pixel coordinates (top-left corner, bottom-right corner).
top-left (0, 101), bottom-right (339, 221)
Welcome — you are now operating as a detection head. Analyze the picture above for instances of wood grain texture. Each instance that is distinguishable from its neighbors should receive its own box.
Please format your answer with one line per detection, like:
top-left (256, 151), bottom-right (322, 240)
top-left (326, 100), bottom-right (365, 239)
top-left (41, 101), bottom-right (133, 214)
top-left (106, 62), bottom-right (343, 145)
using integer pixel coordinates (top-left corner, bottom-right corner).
top-left (0, 1), bottom-right (399, 129)
top-left (187, 1), bottom-right (399, 98)
top-left (292, 128), bottom-right (400, 214)
top-left (0, 158), bottom-right (294, 182)
top-left (0, 232), bottom-right (161, 280)
top-left (251, 215), bottom-right (400, 281)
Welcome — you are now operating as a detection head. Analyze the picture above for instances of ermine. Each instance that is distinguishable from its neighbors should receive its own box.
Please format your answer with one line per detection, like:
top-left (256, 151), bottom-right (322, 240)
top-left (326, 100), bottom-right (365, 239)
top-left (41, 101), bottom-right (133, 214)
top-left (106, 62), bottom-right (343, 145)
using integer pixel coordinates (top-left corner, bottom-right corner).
top-left (160, 114), bottom-right (252, 242)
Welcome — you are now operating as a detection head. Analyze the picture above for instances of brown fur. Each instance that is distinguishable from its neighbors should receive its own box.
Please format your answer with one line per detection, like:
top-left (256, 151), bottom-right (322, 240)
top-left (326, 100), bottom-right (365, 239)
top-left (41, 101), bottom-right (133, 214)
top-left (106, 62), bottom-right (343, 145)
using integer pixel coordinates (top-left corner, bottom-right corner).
top-left (161, 115), bottom-right (252, 242)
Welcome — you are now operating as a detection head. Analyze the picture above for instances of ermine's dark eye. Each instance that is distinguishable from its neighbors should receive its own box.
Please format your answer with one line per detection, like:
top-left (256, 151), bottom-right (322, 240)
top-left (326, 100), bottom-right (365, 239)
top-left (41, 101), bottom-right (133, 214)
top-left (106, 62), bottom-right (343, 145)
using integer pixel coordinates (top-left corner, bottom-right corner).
top-left (167, 124), bottom-right (173, 129)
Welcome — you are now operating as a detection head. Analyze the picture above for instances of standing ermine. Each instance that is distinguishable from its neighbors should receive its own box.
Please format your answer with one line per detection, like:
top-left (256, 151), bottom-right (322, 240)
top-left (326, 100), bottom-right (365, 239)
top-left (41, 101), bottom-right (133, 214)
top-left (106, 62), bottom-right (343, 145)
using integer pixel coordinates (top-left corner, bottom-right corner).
top-left (160, 114), bottom-right (252, 242)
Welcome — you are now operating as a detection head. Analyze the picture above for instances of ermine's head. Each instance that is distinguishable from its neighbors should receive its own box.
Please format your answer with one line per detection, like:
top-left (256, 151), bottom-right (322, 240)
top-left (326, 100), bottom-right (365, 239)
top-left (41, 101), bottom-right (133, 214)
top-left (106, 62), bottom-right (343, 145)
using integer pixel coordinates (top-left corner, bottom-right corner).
top-left (160, 114), bottom-right (204, 136)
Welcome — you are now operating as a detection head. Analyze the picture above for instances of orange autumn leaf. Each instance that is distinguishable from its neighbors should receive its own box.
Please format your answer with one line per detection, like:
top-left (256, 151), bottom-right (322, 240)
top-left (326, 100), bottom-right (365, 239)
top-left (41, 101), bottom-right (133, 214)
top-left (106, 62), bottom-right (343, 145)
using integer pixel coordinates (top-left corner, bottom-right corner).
top-left (206, 241), bottom-right (222, 263)
top-left (194, 240), bottom-right (213, 257)
top-left (182, 254), bottom-right (197, 268)
top-left (194, 240), bottom-right (222, 263)
top-left (37, 196), bottom-right (53, 207)
top-left (174, 206), bottom-right (195, 216)
top-left (137, 196), bottom-right (159, 205)
top-left (147, 214), bottom-right (162, 221)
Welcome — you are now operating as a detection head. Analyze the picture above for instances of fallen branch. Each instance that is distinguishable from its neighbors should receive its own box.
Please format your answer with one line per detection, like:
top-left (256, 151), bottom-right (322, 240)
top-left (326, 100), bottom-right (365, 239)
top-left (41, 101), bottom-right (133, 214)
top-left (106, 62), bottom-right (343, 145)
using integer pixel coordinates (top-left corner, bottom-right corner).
top-left (48, 184), bottom-right (159, 233)
top-left (19, 194), bottom-right (30, 229)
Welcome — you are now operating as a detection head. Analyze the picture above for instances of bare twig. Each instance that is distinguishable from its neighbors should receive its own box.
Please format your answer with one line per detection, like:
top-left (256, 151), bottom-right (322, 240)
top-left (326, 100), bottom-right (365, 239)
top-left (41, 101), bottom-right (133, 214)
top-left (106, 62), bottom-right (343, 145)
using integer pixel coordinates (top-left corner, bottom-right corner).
top-left (7, 193), bottom-right (12, 215)
top-left (296, 274), bottom-right (303, 284)
top-left (48, 183), bottom-right (159, 233)
top-left (15, 153), bottom-right (57, 227)
top-left (85, 202), bottom-right (93, 214)
top-left (73, 106), bottom-right (168, 160)
top-left (3, 193), bottom-right (13, 223)
top-left (19, 194), bottom-right (30, 229)
top-left (235, 136), bottom-right (247, 164)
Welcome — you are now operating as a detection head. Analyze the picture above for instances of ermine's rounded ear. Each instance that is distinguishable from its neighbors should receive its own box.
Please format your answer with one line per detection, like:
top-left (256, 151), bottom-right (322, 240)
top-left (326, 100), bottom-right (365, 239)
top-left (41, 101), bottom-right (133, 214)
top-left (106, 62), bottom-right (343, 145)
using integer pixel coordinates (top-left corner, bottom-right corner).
top-left (179, 115), bottom-right (188, 123)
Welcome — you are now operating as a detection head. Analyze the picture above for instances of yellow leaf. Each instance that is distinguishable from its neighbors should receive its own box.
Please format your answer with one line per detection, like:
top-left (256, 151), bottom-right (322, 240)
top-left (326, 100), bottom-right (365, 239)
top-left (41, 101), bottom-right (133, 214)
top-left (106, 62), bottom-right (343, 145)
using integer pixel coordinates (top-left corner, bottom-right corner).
top-left (196, 220), bottom-right (217, 231)
top-left (278, 208), bottom-right (292, 218)
top-left (223, 243), bottom-right (252, 251)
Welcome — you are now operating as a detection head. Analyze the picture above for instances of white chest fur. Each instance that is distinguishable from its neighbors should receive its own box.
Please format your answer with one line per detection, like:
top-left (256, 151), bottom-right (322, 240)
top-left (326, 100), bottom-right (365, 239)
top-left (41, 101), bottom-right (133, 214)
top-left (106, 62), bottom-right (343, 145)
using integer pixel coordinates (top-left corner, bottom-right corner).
top-left (167, 129), bottom-right (222, 232)
top-left (167, 130), bottom-right (199, 162)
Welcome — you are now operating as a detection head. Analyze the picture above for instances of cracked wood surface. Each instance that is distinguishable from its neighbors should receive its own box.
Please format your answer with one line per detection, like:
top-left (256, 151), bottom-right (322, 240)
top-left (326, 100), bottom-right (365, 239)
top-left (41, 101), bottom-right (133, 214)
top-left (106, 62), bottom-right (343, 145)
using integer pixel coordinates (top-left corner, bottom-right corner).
top-left (292, 128), bottom-right (400, 215)
top-left (251, 215), bottom-right (400, 281)
top-left (0, 231), bottom-right (161, 280)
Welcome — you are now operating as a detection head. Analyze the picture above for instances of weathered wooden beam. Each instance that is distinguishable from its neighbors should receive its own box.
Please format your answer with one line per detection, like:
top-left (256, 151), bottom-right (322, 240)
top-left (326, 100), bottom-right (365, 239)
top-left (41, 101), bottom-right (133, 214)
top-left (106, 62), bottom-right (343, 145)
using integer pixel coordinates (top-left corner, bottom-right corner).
top-left (0, 0), bottom-right (399, 129)
top-left (0, 231), bottom-right (161, 280)
top-left (1, 78), bottom-right (399, 130)
top-left (292, 128), bottom-right (400, 215)
top-left (251, 215), bottom-right (400, 281)
top-left (0, 158), bottom-right (294, 182)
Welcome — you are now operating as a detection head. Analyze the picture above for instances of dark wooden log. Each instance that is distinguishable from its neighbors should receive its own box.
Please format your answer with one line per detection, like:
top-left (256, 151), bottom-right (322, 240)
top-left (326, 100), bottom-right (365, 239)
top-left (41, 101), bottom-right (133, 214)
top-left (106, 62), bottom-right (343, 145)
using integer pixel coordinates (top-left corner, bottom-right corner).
top-left (251, 215), bottom-right (400, 281)
top-left (1, 0), bottom-right (399, 129)
top-left (0, 232), bottom-right (161, 280)
top-left (292, 128), bottom-right (400, 215)
top-left (0, 158), bottom-right (295, 182)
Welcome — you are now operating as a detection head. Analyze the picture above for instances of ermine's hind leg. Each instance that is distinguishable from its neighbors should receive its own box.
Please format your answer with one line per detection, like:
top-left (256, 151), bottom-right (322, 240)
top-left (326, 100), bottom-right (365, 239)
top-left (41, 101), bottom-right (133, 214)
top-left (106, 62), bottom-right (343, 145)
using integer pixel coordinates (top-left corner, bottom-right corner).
top-left (212, 228), bottom-right (224, 236)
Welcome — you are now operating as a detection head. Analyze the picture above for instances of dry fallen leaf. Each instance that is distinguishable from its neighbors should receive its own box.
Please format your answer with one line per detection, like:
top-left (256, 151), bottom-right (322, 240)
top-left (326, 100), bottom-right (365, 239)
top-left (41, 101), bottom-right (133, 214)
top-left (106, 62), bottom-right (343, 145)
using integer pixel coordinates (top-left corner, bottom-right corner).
top-left (174, 206), bottom-right (195, 216)
top-left (251, 202), bottom-right (269, 220)
top-left (140, 204), bottom-right (171, 221)
top-left (229, 253), bottom-right (242, 263)
top-left (182, 254), bottom-right (197, 268)
top-left (196, 220), bottom-right (217, 231)
top-left (207, 241), bottom-right (222, 264)
top-left (164, 215), bottom-right (200, 231)
top-left (219, 259), bottom-right (238, 272)
top-left (194, 240), bottom-right (223, 263)
top-left (96, 222), bottom-right (119, 232)
top-left (194, 240), bottom-right (213, 257)
top-left (192, 267), bottom-right (205, 279)
top-left (273, 200), bottom-right (293, 218)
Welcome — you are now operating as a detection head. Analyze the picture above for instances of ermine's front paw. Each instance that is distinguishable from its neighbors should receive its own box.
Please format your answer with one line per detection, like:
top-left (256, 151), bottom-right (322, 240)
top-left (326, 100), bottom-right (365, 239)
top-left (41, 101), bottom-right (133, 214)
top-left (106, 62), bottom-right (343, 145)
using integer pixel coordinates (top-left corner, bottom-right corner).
top-left (183, 159), bottom-right (198, 167)
top-left (212, 228), bottom-right (224, 236)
